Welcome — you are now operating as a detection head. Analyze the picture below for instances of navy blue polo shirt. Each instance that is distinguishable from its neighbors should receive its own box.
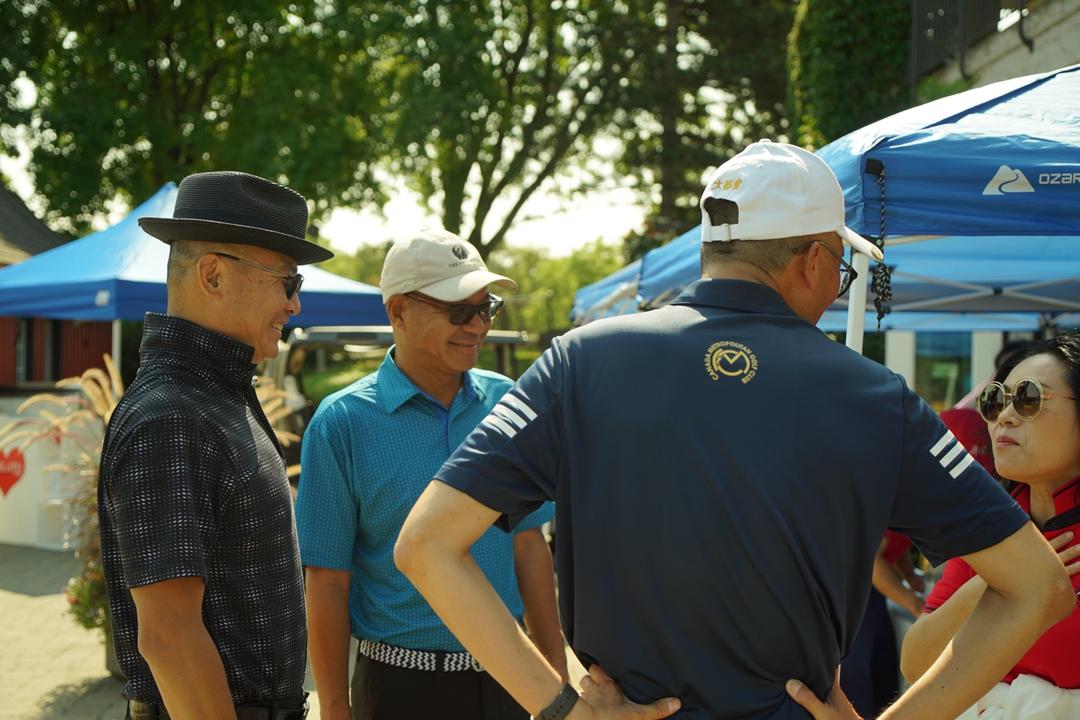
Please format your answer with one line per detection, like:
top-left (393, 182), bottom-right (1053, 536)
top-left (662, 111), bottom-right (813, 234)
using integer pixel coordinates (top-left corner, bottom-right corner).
top-left (437, 279), bottom-right (1027, 719)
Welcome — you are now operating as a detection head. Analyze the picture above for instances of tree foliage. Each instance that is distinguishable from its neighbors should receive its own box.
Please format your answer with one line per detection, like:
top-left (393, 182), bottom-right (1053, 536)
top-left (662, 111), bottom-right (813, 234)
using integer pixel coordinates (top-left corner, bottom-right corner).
top-left (320, 240), bottom-right (391, 288)
top-left (1, 1), bottom-right (386, 235)
top-left (787, 0), bottom-right (910, 148)
top-left (487, 240), bottom-right (626, 338)
top-left (354, 0), bottom-right (646, 259)
top-left (4, 0), bottom-right (799, 267)
top-left (614, 0), bottom-right (795, 258)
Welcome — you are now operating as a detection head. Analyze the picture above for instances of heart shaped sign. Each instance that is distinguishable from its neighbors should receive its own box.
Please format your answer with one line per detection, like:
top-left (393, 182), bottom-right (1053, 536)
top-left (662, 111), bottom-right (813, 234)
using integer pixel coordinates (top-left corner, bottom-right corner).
top-left (0, 447), bottom-right (25, 497)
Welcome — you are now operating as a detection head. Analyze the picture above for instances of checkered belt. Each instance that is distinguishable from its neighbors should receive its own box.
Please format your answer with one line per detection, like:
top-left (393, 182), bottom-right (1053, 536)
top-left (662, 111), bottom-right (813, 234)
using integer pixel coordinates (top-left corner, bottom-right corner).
top-left (357, 638), bottom-right (484, 673)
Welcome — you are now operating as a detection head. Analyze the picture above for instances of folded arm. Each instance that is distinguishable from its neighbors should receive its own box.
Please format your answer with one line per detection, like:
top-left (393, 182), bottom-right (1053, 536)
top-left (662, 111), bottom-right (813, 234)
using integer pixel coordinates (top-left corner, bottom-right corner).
top-left (790, 522), bottom-right (1074, 720)
top-left (871, 539), bottom-right (924, 618)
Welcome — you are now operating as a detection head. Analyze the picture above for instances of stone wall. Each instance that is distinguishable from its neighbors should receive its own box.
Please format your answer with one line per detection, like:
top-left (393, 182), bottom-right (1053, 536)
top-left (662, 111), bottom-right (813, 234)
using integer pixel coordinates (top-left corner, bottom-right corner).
top-left (933, 0), bottom-right (1080, 87)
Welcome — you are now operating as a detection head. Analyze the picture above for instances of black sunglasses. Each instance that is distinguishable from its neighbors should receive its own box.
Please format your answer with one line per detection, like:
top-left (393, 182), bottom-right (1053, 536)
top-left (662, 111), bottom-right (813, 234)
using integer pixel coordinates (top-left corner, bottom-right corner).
top-left (977, 377), bottom-right (1072, 422)
top-left (813, 241), bottom-right (858, 298)
top-left (214, 252), bottom-right (304, 299)
top-left (407, 292), bottom-right (503, 325)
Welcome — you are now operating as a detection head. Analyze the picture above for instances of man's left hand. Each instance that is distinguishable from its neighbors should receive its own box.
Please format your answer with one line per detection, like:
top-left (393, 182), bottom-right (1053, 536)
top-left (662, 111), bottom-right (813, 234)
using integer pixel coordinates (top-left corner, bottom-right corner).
top-left (576, 665), bottom-right (681, 719)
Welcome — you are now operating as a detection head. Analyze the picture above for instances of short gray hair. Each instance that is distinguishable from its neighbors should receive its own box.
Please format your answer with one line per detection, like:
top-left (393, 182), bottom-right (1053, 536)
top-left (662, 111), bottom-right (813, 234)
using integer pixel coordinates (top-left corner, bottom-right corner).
top-left (166, 240), bottom-right (217, 285)
top-left (700, 235), bottom-right (817, 273)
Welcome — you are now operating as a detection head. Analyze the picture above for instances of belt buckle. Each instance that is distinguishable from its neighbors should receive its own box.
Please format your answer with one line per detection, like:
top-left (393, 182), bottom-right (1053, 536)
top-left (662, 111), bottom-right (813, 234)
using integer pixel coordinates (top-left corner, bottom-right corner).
top-left (127, 700), bottom-right (163, 720)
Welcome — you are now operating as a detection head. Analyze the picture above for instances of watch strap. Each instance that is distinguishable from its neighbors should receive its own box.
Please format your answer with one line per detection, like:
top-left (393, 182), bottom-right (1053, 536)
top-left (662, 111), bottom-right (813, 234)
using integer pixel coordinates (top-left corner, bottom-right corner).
top-left (534, 682), bottom-right (580, 720)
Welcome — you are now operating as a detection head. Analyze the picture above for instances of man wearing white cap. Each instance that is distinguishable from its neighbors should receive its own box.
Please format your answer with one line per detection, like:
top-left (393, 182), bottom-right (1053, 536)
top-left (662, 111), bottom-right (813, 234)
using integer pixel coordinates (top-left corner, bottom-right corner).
top-left (295, 229), bottom-right (565, 720)
top-left (393, 142), bottom-right (1072, 719)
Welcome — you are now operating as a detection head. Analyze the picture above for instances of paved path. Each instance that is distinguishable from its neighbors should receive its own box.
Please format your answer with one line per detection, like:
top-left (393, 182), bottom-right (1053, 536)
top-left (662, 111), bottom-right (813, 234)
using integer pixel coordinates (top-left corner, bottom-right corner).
top-left (0, 543), bottom-right (123, 719)
top-left (0, 543), bottom-right (586, 719)
top-left (0, 544), bottom-right (324, 719)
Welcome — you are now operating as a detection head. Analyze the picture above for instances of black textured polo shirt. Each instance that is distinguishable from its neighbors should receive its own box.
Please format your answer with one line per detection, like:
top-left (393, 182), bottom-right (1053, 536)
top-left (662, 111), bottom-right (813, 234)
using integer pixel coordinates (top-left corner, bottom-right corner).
top-left (99, 313), bottom-right (306, 703)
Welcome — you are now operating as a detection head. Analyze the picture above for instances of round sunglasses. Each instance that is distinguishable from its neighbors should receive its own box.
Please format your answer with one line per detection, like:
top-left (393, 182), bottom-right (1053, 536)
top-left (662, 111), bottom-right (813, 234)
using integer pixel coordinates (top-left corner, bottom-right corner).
top-left (407, 292), bottom-right (504, 325)
top-left (977, 377), bottom-right (1072, 422)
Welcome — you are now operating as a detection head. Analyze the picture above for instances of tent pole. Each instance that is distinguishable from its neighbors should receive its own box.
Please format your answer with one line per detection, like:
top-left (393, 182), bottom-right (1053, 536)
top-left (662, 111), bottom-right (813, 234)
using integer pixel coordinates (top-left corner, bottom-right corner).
top-left (845, 253), bottom-right (870, 353)
top-left (111, 318), bottom-right (121, 376)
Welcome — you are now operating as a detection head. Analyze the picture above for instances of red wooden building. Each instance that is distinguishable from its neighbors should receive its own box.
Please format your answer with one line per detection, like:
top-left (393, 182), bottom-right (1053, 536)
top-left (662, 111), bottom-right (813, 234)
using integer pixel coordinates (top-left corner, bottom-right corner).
top-left (0, 185), bottom-right (112, 387)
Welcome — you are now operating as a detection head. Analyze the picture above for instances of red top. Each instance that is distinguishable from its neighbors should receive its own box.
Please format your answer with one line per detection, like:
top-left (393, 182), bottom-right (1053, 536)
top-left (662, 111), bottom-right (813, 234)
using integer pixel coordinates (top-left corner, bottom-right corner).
top-left (882, 529), bottom-right (912, 564)
top-left (923, 477), bottom-right (1080, 688)
top-left (940, 407), bottom-right (995, 475)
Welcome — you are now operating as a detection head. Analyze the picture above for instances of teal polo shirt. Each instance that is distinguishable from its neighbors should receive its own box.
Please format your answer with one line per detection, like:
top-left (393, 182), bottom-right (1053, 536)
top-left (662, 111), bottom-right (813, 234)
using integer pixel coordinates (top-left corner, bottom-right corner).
top-left (296, 348), bottom-right (553, 652)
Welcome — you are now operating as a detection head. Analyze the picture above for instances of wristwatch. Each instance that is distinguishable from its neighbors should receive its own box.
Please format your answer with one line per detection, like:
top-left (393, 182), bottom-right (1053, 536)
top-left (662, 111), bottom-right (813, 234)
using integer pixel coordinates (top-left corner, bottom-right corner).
top-left (533, 683), bottom-right (580, 720)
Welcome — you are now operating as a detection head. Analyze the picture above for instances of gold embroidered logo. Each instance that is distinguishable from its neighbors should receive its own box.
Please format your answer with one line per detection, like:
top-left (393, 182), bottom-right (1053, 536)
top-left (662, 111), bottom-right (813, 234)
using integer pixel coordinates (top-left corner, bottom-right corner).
top-left (709, 177), bottom-right (743, 192)
top-left (705, 341), bottom-right (758, 383)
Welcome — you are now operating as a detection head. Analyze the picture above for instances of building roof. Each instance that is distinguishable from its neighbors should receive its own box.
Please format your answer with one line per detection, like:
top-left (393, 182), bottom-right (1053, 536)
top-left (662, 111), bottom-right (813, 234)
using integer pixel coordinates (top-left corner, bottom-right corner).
top-left (0, 183), bottom-right (63, 266)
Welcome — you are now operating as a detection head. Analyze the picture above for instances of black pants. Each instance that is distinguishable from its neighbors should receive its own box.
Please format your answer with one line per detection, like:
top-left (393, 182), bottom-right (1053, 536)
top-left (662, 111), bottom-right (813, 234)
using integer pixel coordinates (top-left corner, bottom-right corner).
top-left (350, 654), bottom-right (528, 720)
top-left (841, 589), bottom-right (900, 719)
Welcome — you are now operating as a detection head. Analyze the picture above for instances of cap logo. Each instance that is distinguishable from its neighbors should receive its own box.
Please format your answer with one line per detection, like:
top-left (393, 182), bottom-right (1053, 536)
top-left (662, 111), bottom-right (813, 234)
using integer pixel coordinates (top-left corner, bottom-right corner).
top-left (704, 340), bottom-right (758, 384)
top-left (452, 244), bottom-right (469, 260)
top-left (710, 177), bottom-right (743, 192)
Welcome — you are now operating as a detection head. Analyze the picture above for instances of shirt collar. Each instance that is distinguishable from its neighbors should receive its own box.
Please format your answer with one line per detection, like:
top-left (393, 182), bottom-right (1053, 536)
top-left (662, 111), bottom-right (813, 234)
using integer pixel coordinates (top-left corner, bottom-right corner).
top-left (669, 279), bottom-right (799, 318)
top-left (1053, 476), bottom-right (1080, 514)
top-left (139, 313), bottom-right (256, 390)
top-left (375, 347), bottom-right (481, 413)
top-left (1012, 476), bottom-right (1080, 517)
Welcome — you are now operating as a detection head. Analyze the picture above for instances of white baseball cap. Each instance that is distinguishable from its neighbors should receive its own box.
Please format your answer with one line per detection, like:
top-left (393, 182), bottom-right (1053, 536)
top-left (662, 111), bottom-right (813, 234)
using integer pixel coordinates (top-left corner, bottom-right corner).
top-left (699, 140), bottom-right (883, 262)
top-left (379, 228), bottom-right (517, 303)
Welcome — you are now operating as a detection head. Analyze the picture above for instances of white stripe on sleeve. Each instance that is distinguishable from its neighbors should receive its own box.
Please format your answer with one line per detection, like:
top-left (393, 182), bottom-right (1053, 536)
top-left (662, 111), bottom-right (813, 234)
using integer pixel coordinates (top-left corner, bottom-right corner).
top-left (482, 414), bottom-right (519, 440)
top-left (949, 453), bottom-right (976, 478)
top-left (501, 394), bottom-right (537, 422)
top-left (930, 430), bottom-right (956, 457)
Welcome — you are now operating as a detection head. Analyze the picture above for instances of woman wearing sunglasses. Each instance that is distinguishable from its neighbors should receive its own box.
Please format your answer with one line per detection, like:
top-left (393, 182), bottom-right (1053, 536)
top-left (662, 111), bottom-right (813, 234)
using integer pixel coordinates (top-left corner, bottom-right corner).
top-left (900, 332), bottom-right (1080, 719)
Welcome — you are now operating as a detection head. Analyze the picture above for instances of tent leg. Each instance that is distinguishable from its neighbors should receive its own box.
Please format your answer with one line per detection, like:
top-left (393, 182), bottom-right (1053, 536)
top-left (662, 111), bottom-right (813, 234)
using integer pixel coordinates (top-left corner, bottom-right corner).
top-left (845, 253), bottom-right (870, 354)
top-left (111, 319), bottom-right (121, 376)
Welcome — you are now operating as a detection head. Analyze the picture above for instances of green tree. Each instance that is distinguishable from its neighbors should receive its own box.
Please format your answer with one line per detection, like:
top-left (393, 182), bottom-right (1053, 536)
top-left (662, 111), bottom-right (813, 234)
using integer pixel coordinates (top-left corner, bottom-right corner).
top-left (320, 241), bottom-right (392, 288)
top-left (488, 240), bottom-right (625, 339)
top-left (358, 0), bottom-right (644, 259)
top-left (1, 1), bottom-right (386, 235)
top-left (787, 0), bottom-right (910, 148)
top-left (615, 0), bottom-right (794, 256)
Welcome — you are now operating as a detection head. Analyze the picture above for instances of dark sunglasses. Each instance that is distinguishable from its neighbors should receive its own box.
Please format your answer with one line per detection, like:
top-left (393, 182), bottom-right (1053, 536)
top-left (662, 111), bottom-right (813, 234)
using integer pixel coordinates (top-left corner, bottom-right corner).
top-left (214, 252), bottom-right (304, 299)
top-left (407, 292), bottom-right (503, 325)
top-left (814, 241), bottom-right (858, 298)
top-left (977, 377), bottom-right (1071, 422)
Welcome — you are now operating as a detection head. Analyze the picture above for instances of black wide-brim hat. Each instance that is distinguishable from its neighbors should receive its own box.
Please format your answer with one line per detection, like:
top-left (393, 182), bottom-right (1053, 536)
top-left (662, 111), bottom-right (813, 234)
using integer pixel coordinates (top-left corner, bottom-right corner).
top-left (139, 171), bottom-right (334, 264)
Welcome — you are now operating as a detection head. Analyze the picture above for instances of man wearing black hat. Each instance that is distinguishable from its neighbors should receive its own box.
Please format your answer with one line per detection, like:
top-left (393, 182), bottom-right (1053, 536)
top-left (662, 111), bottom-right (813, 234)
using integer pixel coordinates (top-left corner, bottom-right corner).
top-left (98, 171), bottom-right (332, 719)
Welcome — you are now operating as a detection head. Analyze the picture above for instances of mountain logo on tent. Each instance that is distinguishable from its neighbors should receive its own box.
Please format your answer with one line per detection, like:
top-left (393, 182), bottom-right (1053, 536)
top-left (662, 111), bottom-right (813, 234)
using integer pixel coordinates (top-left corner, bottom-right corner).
top-left (982, 165), bottom-right (1035, 195)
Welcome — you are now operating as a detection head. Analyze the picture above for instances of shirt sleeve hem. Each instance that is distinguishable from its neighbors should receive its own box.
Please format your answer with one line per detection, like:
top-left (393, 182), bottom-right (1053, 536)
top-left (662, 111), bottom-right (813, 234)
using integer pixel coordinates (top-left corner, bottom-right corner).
top-left (125, 567), bottom-right (208, 590)
top-left (918, 506), bottom-right (1029, 568)
top-left (434, 474), bottom-right (541, 532)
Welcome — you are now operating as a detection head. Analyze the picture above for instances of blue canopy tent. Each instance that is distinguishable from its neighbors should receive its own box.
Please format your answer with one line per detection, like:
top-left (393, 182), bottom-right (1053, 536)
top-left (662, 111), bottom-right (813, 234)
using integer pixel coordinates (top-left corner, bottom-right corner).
top-left (818, 62), bottom-right (1080, 346)
top-left (573, 231), bottom-right (1080, 333)
top-left (573, 64), bottom-right (1080, 335)
top-left (631, 232), bottom-right (1080, 320)
top-left (0, 183), bottom-right (386, 325)
top-left (568, 258), bottom-right (642, 325)
top-left (819, 64), bottom-right (1080, 240)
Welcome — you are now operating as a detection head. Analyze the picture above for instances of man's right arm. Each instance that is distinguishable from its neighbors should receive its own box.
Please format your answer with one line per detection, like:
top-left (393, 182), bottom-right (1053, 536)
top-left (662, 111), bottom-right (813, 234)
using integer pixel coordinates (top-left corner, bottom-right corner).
top-left (131, 577), bottom-right (237, 720)
top-left (305, 567), bottom-right (353, 720)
